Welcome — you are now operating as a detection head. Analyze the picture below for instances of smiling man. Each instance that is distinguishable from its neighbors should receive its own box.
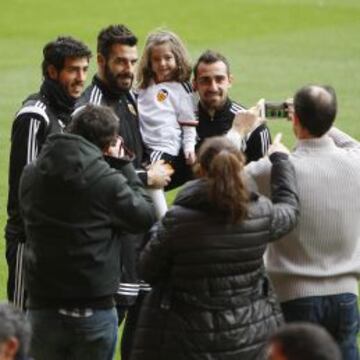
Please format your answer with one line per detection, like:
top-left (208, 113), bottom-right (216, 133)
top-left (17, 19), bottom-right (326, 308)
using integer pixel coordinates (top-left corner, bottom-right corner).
top-left (5, 36), bottom-right (91, 311)
top-left (77, 25), bottom-right (173, 360)
top-left (193, 50), bottom-right (271, 163)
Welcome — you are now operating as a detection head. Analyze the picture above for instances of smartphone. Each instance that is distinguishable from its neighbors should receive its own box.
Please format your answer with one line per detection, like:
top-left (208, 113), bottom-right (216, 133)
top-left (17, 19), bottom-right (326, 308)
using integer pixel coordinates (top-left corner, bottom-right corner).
top-left (261, 101), bottom-right (289, 119)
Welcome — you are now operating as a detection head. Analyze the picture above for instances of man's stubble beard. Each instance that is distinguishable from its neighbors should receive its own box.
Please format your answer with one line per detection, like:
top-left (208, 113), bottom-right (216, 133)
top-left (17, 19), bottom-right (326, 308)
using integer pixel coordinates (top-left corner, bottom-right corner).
top-left (104, 63), bottom-right (134, 94)
top-left (202, 91), bottom-right (227, 113)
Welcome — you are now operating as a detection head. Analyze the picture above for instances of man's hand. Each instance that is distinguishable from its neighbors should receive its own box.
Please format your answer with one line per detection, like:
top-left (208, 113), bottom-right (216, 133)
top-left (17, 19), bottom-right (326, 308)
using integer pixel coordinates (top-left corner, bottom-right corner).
top-left (105, 136), bottom-right (125, 158)
top-left (147, 160), bottom-right (174, 189)
top-left (232, 103), bottom-right (264, 136)
top-left (268, 133), bottom-right (290, 155)
top-left (184, 150), bottom-right (196, 165)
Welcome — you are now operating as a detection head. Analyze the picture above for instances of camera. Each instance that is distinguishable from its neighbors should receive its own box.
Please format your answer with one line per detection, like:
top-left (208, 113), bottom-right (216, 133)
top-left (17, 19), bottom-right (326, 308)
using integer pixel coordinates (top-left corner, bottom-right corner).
top-left (260, 101), bottom-right (290, 119)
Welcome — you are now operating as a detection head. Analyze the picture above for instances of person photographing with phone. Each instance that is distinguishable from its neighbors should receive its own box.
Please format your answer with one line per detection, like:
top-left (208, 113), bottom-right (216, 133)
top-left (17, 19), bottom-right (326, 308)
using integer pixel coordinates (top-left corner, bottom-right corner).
top-left (246, 84), bottom-right (360, 360)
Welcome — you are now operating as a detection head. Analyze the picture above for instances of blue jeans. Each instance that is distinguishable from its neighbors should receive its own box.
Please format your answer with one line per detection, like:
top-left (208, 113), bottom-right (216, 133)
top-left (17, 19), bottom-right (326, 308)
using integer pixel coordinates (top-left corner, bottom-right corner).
top-left (28, 307), bottom-right (118, 360)
top-left (281, 293), bottom-right (360, 360)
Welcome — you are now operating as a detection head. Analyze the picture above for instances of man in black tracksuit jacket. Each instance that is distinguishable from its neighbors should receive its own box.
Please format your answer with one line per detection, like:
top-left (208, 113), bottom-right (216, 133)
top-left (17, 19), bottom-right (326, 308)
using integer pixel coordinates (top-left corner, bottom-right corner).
top-left (19, 105), bottom-right (156, 360)
top-left (5, 36), bottom-right (91, 310)
top-left (193, 50), bottom-right (271, 162)
top-left (196, 99), bottom-right (271, 162)
top-left (76, 25), bottom-right (171, 360)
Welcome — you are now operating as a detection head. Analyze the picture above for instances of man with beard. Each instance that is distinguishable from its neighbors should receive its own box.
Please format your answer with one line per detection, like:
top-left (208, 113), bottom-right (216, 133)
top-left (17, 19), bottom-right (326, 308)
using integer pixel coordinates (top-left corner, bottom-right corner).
top-left (193, 50), bottom-right (271, 162)
top-left (5, 36), bottom-right (91, 310)
top-left (77, 24), bottom-right (172, 359)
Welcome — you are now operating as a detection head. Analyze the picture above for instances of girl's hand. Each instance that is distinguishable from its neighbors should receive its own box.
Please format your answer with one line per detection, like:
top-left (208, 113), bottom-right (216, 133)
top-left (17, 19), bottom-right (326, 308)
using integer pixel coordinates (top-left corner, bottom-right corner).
top-left (184, 150), bottom-right (196, 165)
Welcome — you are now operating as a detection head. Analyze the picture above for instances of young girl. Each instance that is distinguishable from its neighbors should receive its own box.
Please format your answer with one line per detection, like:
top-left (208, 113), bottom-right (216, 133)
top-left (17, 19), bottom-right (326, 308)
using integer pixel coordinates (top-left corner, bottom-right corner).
top-left (136, 30), bottom-right (198, 190)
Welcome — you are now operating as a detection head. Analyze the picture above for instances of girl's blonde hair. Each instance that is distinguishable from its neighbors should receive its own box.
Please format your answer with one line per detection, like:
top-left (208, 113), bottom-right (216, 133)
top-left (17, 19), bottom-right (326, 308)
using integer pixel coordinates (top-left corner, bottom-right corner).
top-left (136, 30), bottom-right (192, 89)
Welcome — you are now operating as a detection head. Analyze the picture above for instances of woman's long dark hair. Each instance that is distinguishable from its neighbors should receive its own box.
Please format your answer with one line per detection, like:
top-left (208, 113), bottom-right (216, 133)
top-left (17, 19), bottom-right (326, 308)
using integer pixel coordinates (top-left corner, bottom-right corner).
top-left (197, 137), bottom-right (249, 223)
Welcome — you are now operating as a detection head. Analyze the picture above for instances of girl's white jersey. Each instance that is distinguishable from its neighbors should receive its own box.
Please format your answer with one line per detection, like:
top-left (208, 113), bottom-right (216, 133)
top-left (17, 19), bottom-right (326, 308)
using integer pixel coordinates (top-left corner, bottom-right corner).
top-left (138, 81), bottom-right (198, 156)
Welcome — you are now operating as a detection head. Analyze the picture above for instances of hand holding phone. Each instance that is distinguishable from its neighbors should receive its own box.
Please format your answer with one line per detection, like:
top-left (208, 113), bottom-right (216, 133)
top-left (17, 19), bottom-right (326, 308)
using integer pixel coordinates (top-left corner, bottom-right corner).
top-left (259, 101), bottom-right (291, 119)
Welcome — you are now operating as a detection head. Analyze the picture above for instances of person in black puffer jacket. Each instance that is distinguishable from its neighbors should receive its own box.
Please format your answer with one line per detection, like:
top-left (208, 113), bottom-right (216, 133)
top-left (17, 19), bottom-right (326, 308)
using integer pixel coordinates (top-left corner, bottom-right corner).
top-left (130, 136), bottom-right (299, 360)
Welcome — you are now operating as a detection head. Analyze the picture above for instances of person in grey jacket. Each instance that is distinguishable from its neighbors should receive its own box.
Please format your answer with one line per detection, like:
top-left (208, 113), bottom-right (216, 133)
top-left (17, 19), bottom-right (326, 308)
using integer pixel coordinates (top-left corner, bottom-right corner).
top-left (130, 135), bottom-right (299, 360)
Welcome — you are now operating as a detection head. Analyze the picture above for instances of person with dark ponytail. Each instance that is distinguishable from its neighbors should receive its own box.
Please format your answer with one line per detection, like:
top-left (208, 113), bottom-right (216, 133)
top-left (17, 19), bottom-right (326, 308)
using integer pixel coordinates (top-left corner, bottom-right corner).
top-left (130, 136), bottom-right (299, 360)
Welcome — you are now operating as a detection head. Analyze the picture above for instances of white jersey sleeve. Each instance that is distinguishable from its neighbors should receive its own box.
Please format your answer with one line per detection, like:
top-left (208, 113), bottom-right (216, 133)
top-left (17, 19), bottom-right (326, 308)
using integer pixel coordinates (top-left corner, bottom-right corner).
top-left (177, 82), bottom-right (198, 152)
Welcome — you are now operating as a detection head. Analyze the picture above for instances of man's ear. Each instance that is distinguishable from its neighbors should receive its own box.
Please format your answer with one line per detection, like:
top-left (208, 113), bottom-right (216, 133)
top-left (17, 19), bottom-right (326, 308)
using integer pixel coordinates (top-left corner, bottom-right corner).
top-left (192, 78), bottom-right (197, 91)
top-left (2, 337), bottom-right (20, 359)
top-left (47, 65), bottom-right (59, 80)
top-left (228, 73), bottom-right (234, 88)
top-left (97, 53), bottom-right (105, 68)
top-left (292, 112), bottom-right (300, 126)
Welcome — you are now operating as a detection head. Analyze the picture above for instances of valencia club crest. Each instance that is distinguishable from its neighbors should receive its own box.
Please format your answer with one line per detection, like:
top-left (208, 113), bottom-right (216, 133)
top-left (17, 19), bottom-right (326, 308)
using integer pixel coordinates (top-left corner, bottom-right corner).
top-left (156, 89), bottom-right (169, 102)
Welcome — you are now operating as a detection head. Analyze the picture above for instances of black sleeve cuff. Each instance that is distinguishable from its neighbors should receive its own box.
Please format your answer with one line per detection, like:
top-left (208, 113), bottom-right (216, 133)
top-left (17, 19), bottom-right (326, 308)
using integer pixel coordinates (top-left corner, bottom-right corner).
top-left (137, 170), bottom-right (148, 186)
top-left (269, 152), bottom-right (289, 163)
top-left (104, 155), bottom-right (129, 170)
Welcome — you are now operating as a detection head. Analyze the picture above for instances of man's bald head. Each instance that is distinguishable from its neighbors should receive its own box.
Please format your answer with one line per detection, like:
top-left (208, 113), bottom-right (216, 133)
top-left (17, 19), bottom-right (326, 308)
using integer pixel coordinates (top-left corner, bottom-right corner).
top-left (294, 85), bottom-right (337, 137)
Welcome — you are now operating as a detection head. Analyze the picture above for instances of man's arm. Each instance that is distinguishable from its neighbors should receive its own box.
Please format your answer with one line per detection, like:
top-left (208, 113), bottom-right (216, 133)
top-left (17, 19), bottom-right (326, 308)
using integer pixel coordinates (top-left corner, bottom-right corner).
top-left (267, 152), bottom-right (299, 241)
top-left (249, 135), bottom-right (299, 241)
top-left (327, 127), bottom-right (360, 149)
top-left (245, 132), bottom-right (284, 198)
top-left (245, 124), bottom-right (272, 162)
top-left (110, 167), bottom-right (156, 234)
top-left (138, 213), bottom-right (174, 284)
top-left (6, 111), bottom-right (48, 239)
top-left (226, 106), bottom-right (270, 161)
top-left (104, 141), bottom-right (156, 231)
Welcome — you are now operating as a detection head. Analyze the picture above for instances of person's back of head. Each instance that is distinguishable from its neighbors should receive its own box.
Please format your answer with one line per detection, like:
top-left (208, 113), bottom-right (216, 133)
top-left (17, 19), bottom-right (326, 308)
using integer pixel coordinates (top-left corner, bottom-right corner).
top-left (67, 104), bottom-right (119, 151)
top-left (197, 136), bottom-right (249, 223)
top-left (267, 322), bottom-right (341, 360)
top-left (0, 303), bottom-right (31, 360)
top-left (294, 85), bottom-right (337, 137)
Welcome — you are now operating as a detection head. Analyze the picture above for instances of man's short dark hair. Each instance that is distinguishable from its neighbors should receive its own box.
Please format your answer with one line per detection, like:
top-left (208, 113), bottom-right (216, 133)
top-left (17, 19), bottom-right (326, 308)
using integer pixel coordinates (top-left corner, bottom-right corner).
top-left (42, 36), bottom-right (92, 78)
top-left (193, 50), bottom-right (230, 79)
top-left (97, 24), bottom-right (138, 59)
top-left (268, 323), bottom-right (341, 360)
top-left (68, 105), bottom-right (119, 150)
top-left (0, 303), bottom-right (31, 360)
top-left (294, 85), bottom-right (337, 137)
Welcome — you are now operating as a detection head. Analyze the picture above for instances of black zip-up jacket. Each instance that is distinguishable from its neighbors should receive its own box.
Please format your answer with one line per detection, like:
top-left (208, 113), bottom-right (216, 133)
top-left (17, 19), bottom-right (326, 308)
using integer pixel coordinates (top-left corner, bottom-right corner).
top-left (19, 133), bottom-right (155, 308)
top-left (196, 98), bottom-right (271, 163)
top-left (6, 79), bottom-right (75, 243)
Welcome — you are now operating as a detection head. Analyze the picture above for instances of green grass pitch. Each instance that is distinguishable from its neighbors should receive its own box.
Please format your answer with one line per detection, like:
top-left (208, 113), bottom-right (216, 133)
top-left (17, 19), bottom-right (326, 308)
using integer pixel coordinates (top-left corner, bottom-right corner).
top-left (0, 0), bottom-right (359, 357)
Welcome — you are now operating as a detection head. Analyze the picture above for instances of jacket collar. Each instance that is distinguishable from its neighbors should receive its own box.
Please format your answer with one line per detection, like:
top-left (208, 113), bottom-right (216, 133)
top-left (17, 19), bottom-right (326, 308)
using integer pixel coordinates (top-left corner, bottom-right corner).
top-left (92, 75), bottom-right (128, 101)
top-left (294, 135), bottom-right (335, 152)
top-left (198, 98), bottom-right (233, 121)
top-left (40, 78), bottom-right (76, 124)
